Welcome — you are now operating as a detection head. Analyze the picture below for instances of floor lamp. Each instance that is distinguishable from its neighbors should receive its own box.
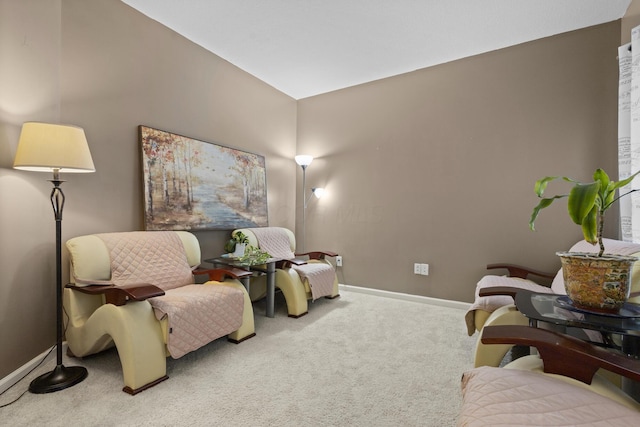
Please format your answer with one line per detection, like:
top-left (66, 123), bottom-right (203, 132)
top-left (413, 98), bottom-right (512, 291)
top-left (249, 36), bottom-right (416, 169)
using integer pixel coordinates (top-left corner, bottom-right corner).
top-left (13, 122), bottom-right (95, 393)
top-left (295, 155), bottom-right (324, 253)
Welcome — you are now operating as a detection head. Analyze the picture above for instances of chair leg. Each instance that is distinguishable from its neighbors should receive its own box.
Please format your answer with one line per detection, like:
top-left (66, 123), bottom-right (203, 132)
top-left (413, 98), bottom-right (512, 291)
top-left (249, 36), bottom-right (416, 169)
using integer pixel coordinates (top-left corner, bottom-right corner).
top-left (103, 303), bottom-right (168, 393)
top-left (288, 311), bottom-right (308, 319)
top-left (276, 269), bottom-right (309, 317)
top-left (65, 295), bottom-right (168, 394)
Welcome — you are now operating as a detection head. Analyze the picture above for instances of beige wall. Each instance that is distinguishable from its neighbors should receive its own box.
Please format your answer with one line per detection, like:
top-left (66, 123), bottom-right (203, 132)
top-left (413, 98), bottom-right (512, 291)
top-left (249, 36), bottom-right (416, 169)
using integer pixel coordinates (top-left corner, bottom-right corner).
top-left (297, 22), bottom-right (621, 303)
top-left (0, 0), bottom-right (296, 379)
top-left (0, 0), bottom-right (628, 380)
top-left (1, 0), bottom-right (64, 381)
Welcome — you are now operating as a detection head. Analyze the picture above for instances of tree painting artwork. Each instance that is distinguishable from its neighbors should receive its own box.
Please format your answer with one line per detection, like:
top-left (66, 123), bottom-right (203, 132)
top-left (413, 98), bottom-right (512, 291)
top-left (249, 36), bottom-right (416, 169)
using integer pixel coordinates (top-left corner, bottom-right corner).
top-left (139, 125), bottom-right (268, 230)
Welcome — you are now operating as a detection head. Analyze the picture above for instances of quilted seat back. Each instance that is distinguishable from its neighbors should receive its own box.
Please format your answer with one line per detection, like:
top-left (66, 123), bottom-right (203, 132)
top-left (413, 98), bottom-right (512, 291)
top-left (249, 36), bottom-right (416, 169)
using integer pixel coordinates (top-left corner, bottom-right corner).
top-left (235, 227), bottom-right (296, 253)
top-left (67, 231), bottom-right (201, 287)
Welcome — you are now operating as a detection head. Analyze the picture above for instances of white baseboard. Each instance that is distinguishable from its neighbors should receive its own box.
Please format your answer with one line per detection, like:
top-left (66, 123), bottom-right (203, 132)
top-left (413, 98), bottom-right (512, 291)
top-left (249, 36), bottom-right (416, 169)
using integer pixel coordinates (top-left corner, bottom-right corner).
top-left (0, 344), bottom-right (61, 395)
top-left (339, 284), bottom-right (471, 310)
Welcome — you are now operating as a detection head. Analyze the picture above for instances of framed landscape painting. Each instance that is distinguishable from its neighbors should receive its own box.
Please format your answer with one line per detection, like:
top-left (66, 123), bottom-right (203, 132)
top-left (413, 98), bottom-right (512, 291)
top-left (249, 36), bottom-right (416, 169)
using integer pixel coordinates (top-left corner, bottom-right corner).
top-left (139, 125), bottom-right (268, 230)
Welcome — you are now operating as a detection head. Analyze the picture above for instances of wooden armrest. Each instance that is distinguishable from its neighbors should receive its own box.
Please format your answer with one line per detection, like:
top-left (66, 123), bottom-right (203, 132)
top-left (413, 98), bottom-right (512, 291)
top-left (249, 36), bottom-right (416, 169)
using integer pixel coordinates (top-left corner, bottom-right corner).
top-left (66, 283), bottom-right (165, 306)
top-left (487, 263), bottom-right (555, 280)
top-left (478, 286), bottom-right (522, 298)
top-left (193, 267), bottom-right (252, 282)
top-left (481, 325), bottom-right (640, 385)
top-left (278, 258), bottom-right (308, 268)
top-left (295, 250), bottom-right (338, 260)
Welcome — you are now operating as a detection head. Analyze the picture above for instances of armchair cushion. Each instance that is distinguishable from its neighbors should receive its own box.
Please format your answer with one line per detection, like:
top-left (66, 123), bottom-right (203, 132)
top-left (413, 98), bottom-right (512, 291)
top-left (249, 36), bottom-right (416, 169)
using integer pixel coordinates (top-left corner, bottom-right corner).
top-left (291, 262), bottom-right (336, 300)
top-left (460, 366), bottom-right (640, 425)
top-left (149, 284), bottom-right (244, 358)
top-left (461, 325), bottom-right (640, 425)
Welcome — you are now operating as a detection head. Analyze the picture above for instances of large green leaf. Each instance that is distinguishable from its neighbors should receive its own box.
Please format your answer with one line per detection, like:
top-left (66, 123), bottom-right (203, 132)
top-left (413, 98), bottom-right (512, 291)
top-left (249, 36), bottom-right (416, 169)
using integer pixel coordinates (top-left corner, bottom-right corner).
top-left (567, 182), bottom-right (599, 224)
top-left (613, 169), bottom-right (640, 190)
top-left (602, 170), bottom-right (640, 210)
top-left (593, 168), bottom-right (610, 188)
top-left (529, 196), bottom-right (566, 230)
top-left (534, 176), bottom-right (559, 197)
top-left (592, 169), bottom-right (611, 208)
top-left (581, 206), bottom-right (598, 244)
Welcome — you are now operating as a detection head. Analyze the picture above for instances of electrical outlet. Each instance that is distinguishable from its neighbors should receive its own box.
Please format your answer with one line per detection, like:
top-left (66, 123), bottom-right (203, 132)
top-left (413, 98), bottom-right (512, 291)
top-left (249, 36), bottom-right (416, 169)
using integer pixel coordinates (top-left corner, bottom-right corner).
top-left (414, 263), bottom-right (421, 274)
top-left (336, 256), bottom-right (343, 267)
top-left (420, 263), bottom-right (429, 276)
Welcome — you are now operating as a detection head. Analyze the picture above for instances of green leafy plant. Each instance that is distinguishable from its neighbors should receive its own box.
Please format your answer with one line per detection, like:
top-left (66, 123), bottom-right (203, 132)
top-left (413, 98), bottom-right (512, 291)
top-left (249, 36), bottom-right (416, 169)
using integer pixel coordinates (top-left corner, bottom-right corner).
top-left (224, 231), bottom-right (249, 253)
top-left (530, 168), bottom-right (640, 256)
top-left (239, 245), bottom-right (271, 265)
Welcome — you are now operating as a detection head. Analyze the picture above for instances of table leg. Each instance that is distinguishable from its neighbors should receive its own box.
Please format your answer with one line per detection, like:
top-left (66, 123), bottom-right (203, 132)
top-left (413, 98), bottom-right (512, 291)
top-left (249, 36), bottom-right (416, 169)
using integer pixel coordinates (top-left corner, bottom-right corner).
top-left (266, 261), bottom-right (275, 318)
top-left (621, 335), bottom-right (640, 402)
top-left (240, 276), bottom-right (250, 294)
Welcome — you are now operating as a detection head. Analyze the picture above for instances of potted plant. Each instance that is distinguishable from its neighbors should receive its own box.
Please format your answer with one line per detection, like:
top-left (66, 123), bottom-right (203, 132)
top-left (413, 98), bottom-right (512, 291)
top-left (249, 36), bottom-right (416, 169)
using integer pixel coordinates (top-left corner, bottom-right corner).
top-left (530, 168), bottom-right (640, 312)
top-left (224, 231), bottom-right (249, 257)
top-left (224, 231), bottom-right (271, 264)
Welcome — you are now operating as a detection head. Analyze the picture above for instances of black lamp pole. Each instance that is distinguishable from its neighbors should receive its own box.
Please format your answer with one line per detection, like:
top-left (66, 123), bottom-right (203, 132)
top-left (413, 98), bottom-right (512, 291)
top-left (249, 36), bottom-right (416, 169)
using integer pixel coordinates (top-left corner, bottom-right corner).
top-left (29, 171), bottom-right (87, 393)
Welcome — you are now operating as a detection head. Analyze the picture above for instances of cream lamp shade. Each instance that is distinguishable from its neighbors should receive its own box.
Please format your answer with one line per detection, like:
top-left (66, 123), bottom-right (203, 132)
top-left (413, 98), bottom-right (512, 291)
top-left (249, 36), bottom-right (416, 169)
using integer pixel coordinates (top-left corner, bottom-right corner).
top-left (13, 122), bottom-right (95, 173)
top-left (295, 155), bottom-right (313, 167)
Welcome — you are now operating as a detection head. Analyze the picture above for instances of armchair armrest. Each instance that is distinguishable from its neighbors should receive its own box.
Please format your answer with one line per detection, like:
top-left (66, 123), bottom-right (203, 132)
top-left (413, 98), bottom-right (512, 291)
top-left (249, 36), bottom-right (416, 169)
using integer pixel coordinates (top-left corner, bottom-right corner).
top-left (193, 268), bottom-right (253, 282)
top-left (478, 286), bottom-right (521, 298)
top-left (66, 283), bottom-right (165, 306)
top-left (295, 250), bottom-right (338, 260)
top-left (278, 258), bottom-right (308, 269)
top-left (481, 325), bottom-right (640, 385)
top-left (487, 263), bottom-right (555, 280)
top-left (477, 287), bottom-right (555, 298)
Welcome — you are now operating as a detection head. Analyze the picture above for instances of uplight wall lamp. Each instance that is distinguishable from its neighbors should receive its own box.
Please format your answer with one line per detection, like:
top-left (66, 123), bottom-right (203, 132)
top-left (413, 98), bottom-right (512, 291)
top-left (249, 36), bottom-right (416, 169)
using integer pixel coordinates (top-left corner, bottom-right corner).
top-left (295, 155), bottom-right (324, 252)
top-left (13, 122), bottom-right (95, 394)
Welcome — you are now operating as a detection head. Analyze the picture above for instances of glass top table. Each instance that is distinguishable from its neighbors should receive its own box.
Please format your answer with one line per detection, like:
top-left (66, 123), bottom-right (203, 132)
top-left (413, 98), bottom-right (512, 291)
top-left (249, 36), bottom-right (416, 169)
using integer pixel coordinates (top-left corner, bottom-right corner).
top-left (205, 256), bottom-right (281, 318)
top-left (515, 291), bottom-right (640, 339)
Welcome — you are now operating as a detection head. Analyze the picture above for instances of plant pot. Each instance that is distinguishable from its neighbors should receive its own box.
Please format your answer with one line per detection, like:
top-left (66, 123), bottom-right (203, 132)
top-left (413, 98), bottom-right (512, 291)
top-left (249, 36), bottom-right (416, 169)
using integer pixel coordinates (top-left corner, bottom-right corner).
top-left (556, 251), bottom-right (637, 313)
top-left (233, 243), bottom-right (246, 258)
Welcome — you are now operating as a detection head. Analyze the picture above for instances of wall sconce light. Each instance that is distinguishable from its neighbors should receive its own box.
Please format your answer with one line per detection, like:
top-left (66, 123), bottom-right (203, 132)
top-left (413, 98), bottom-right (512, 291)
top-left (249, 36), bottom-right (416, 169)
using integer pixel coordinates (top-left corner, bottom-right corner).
top-left (311, 187), bottom-right (325, 199)
top-left (295, 155), bottom-right (323, 252)
top-left (13, 122), bottom-right (95, 394)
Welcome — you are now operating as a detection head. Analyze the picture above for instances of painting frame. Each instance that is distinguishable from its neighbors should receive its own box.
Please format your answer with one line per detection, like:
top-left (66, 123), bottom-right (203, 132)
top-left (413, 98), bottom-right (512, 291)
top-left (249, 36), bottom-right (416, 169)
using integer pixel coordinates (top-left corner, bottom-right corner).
top-left (139, 125), bottom-right (268, 231)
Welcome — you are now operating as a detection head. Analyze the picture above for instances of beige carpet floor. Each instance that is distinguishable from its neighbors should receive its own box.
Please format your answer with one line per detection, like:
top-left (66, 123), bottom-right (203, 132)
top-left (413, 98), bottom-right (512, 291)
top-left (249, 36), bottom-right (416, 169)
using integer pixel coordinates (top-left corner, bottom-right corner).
top-left (0, 288), bottom-right (476, 426)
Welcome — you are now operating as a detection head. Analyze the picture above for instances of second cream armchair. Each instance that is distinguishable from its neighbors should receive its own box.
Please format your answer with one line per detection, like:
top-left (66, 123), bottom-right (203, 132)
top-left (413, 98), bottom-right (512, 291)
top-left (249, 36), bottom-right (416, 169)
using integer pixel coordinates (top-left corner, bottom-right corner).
top-left (234, 227), bottom-right (340, 317)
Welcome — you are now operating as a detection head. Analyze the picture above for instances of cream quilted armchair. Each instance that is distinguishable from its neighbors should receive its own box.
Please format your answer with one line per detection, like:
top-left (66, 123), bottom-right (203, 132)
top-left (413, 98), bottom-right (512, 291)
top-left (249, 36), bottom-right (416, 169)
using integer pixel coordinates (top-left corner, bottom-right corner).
top-left (64, 231), bottom-right (255, 394)
top-left (234, 227), bottom-right (340, 317)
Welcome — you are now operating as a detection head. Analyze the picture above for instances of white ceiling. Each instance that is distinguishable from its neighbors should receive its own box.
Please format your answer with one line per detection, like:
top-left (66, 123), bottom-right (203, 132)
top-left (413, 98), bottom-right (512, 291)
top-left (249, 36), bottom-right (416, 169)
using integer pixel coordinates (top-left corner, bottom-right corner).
top-left (121, 0), bottom-right (631, 99)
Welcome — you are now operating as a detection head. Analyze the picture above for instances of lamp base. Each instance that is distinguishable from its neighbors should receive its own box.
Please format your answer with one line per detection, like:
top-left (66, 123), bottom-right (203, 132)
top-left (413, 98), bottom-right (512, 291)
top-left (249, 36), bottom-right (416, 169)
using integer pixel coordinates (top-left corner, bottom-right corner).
top-left (29, 364), bottom-right (87, 394)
